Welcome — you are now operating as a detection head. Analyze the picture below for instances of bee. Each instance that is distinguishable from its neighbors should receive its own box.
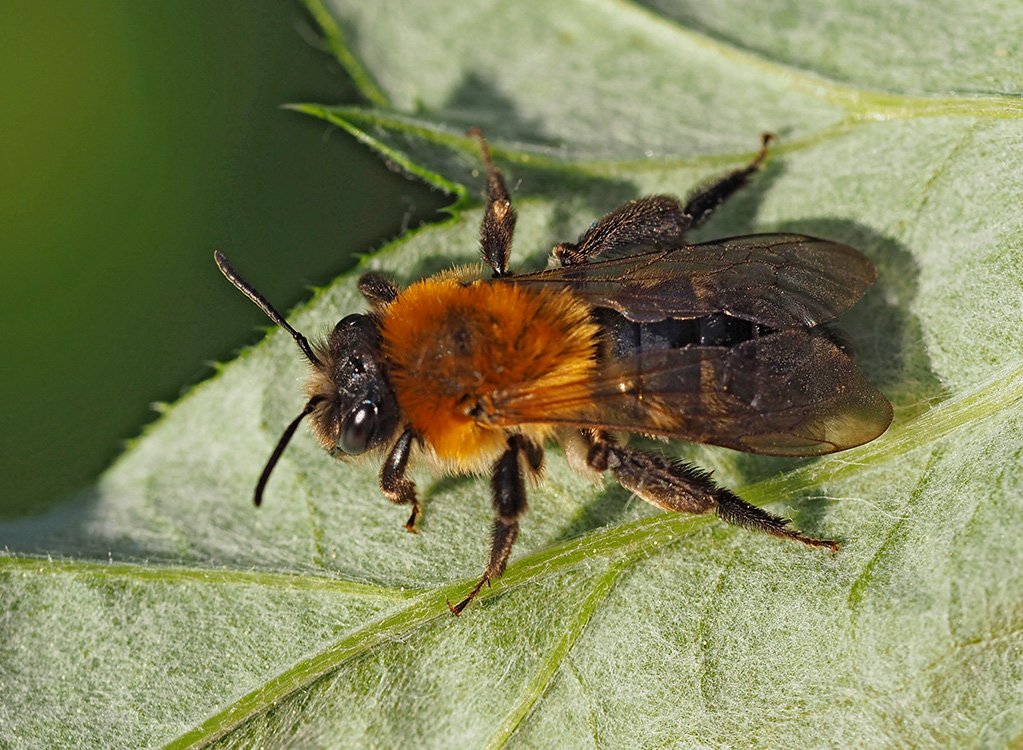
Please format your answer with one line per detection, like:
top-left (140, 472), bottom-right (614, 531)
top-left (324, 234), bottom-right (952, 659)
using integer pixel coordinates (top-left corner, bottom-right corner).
top-left (215, 129), bottom-right (892, 614)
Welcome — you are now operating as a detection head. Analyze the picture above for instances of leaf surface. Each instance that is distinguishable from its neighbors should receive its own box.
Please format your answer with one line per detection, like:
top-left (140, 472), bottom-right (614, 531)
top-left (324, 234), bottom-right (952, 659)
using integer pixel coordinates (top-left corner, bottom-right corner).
top-left (3, 1), bottom-right (1023, 747)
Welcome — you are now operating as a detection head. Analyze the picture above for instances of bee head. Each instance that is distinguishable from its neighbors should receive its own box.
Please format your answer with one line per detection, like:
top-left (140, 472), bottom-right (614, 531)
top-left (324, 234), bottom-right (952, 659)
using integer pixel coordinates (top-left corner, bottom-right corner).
top-left (213, 251), bottom-right (400, 506)
top-left (306, 313), bottom-right (400, 458)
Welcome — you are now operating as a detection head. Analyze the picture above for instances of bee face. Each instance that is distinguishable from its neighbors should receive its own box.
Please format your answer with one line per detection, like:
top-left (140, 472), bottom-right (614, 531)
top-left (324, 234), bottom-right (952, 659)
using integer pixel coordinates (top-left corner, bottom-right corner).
top-left (308, 313), bottom-right (400, 457)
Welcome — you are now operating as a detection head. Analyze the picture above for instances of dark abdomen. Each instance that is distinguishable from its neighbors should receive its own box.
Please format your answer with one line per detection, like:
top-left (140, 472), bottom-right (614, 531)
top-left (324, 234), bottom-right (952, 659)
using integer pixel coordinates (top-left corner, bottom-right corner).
top-left (594, 307), bottom-right (770, 359)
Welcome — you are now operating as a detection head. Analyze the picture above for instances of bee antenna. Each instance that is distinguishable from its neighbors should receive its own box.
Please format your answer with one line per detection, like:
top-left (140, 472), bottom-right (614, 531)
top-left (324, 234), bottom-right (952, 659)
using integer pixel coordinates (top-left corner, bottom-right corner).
top-left (254, 396), bottom-right (325, 507)
top-left (214, 250), bottom-right (323, 367)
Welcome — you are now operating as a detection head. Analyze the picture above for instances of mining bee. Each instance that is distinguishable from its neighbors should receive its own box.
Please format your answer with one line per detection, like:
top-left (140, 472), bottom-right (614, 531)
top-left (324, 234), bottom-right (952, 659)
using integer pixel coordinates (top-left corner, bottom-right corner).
top-left (215, 130), bottom-right (892, 614)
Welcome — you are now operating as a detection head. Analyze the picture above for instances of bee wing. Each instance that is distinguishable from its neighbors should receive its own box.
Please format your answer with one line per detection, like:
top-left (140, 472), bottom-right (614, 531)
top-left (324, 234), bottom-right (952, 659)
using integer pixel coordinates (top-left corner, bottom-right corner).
top-left (513, 233), bottom-right (876, 329)
top-left (492, 329), bottom-right (892, 456)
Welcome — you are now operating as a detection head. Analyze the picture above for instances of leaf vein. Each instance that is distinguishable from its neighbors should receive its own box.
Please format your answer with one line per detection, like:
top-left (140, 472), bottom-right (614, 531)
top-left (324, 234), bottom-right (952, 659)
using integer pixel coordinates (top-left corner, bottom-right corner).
top-left (0, 555), bottom-right (417, 600)
top-left (846, 446), bottom-right (945, 622)
top-left (484, 562), bottom-right (626, 749)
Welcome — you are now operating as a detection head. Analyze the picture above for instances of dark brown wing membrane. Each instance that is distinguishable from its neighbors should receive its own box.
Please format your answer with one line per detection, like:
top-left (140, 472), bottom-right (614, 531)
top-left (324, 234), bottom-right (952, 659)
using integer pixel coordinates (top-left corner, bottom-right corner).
top-left (492, 329), bottom-right (892, 456)
top-left (513, 234), bottom-right (876, 329)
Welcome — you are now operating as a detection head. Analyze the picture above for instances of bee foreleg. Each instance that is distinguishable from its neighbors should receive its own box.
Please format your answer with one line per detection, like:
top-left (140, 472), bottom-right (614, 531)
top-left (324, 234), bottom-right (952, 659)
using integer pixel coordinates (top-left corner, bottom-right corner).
top-left (592, 436), bottom-right (837, 552)
top-left (380, 427), bottom-right (421, 533)
top-left (469, 127), bottom-right (518, 278)
top-left (448, 435), bottom-right (530, 615)
top-left (679, 133), bottom-right (772, 234)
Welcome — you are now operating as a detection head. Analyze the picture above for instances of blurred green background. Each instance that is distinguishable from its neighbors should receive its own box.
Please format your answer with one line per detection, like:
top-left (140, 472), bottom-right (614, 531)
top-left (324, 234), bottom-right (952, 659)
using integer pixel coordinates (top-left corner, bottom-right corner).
top-left (0, 2), bottom-right (445, 517)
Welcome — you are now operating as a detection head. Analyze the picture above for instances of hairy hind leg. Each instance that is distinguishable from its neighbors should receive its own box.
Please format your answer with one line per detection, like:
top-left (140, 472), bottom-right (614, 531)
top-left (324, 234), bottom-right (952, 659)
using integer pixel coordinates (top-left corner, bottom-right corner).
top-left (587, 432), bottom-right (837, 551)
top-left (553, 134), bottom-right (772, 266)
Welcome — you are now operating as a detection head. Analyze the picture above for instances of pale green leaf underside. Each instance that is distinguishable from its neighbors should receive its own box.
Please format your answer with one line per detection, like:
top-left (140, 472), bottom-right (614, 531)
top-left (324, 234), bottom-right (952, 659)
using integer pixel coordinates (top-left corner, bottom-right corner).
top-left (3, 1), bottom-right (1023, 748)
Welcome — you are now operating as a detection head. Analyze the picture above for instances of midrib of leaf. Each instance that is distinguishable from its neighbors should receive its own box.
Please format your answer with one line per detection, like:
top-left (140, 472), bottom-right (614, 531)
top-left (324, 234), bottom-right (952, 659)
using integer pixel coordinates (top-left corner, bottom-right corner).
top-left (152, 356), bottom-right (1023, 748)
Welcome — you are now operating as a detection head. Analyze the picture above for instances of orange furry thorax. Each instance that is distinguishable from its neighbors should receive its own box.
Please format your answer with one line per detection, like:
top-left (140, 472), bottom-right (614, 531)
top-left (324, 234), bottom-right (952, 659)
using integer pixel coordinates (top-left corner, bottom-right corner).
top-left (379, 276), bottom-right (599, 472)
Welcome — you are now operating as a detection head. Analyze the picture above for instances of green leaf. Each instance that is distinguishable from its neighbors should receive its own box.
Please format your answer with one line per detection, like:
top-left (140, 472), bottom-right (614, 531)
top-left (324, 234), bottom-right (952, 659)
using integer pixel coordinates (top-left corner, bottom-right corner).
top-left (4, 1), bottom-right (1023, 747)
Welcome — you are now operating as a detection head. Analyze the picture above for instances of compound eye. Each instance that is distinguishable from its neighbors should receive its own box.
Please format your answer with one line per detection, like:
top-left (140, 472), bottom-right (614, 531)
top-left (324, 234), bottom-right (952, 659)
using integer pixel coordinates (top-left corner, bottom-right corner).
top-left (338, 400), bottom-right (378, 455)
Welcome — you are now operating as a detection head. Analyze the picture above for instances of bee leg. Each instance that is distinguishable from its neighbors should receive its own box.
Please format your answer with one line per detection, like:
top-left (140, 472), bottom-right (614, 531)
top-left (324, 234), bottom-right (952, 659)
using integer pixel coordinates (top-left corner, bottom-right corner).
top-left (380, 428), bottom-right (421, 532)
top-left (468, 127), bottom-right (518, 278)
top-left (448, 435), bottom-right (533, 615)
top-left (589, 434), bottom-right (837, 552)
top-left (679, 132), bottom-right (772, 235)
top-left (552, 135), bottom-right (772, 266)
top-left (357, 272), bottom-right (399, 308)
top-left (553, 195), bottom-right (692, 266)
